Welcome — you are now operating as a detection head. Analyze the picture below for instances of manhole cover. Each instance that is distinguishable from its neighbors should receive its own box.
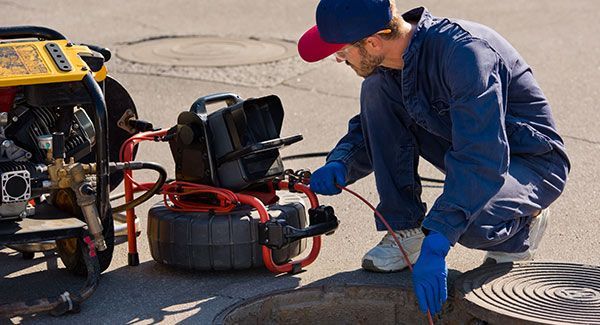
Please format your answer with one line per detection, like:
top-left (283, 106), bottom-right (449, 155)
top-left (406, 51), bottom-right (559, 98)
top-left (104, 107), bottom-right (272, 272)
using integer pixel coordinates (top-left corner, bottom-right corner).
top-left (455, 261), bottom-right (600, 325)
top-left (117, 36), bottom-right (297, 67)
top-left (213, 285), bottom-right (436, 325)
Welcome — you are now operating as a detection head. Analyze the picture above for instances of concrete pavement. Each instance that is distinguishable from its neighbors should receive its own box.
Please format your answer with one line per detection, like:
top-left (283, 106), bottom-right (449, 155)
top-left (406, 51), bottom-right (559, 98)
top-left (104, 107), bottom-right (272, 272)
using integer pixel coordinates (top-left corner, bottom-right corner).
top-left (1, 0), bottom-right (599, 323)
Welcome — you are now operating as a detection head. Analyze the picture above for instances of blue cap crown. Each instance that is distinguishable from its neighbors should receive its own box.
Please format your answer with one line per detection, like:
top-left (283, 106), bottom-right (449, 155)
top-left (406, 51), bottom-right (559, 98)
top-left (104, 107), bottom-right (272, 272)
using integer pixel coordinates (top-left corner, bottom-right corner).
top-left (317, 0), bottom-right (392, 44)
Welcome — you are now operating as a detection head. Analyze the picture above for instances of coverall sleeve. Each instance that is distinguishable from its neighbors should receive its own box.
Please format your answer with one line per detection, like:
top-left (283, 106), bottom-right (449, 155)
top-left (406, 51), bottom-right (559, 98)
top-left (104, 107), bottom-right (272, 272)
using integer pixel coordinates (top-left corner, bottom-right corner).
top-left (326, 114), bottom-right (373, 184)
top-left (421, 39), bottom-right (510, 244)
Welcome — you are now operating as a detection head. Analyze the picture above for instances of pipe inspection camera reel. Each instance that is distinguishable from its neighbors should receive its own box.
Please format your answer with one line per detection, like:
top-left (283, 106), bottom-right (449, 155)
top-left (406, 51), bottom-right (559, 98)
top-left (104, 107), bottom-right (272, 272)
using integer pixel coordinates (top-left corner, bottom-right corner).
top-left (135, 93), bottom-right (339, 274)
top-left (141, 93), bottom-right (340, 273)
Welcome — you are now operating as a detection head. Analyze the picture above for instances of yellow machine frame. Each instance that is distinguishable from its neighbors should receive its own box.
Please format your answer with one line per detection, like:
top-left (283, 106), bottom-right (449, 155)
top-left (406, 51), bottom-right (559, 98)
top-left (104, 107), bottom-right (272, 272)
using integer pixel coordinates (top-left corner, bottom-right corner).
top-left (0, 39), bottom-right (106, 87)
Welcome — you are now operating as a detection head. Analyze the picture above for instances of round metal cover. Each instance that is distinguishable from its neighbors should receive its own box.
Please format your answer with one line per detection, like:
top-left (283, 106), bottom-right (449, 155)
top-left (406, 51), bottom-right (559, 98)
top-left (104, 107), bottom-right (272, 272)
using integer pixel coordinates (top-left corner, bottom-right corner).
top-left (455, 261), bottom-right (600, 325)
top-left (117, 36), bottom-right (297, 67)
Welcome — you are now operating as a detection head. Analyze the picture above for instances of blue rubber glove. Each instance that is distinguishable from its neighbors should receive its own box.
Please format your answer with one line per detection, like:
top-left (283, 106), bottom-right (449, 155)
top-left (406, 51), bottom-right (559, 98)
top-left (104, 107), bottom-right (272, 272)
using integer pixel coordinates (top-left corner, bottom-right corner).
top-left (412, 231), bottom-right (451, 315)
top-left (309, 162), bottom-right (347, 195)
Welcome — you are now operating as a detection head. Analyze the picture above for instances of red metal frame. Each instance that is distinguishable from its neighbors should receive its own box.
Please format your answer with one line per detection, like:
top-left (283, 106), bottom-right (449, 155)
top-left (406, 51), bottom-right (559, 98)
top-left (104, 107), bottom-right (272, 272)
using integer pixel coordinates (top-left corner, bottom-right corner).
top-left (119, 129), bottom-right (168, 260)
top-left (237, 181), bottom-right (322, 274)
top-left (120, 132), bottom-right (323, 274)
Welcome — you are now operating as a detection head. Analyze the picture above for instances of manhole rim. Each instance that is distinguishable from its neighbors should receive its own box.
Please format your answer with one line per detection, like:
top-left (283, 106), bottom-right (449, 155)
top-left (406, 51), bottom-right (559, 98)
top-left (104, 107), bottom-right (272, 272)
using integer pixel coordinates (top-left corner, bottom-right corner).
top-left (115, 34), bottom-right (298, 68)
top-left (212, 283), bottom-right (422, 325)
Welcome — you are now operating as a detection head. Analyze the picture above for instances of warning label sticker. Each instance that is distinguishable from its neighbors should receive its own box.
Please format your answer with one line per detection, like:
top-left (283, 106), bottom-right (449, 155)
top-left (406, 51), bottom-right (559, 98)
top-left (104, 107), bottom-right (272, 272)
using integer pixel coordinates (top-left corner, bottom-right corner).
top-left (0, 45), bottom-right (49, 77)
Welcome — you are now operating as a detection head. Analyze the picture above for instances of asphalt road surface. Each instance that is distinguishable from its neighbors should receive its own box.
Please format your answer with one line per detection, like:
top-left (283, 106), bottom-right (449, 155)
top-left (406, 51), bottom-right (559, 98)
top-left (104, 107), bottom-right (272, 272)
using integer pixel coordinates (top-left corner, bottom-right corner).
top-left (1, 1), bottom-right (599, 324)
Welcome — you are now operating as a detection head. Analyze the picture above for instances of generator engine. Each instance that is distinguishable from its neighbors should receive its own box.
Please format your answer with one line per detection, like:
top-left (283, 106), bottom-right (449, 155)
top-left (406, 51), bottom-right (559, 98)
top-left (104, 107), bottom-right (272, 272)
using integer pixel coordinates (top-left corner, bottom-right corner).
top-left (0, 27), bottom-right (149, 317)
top-left (0, 86), bottom-right (96, 220)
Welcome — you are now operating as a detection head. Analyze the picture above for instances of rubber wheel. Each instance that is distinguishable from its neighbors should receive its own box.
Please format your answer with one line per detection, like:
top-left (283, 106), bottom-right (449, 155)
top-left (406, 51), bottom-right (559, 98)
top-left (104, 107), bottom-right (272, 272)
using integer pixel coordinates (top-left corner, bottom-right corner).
top-left (53, 189), bottom-right (115, 276)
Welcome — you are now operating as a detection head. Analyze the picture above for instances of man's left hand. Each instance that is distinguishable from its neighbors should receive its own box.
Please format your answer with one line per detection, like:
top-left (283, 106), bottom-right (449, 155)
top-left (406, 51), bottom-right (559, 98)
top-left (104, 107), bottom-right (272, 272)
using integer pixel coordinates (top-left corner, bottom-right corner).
top-left (412, 231), bottom-right (451, 315)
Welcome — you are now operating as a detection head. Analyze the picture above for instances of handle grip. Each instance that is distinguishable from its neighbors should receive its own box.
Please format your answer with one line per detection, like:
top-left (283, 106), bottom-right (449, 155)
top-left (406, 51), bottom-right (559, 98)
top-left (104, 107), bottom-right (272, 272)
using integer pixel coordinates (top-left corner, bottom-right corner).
top-left (0, 26), bottom-right (66, 40)
top-left (190, 93), bottom-right (242, 114)
top-left (217, 134), bottom-right (303, 165)
top-left (81, 44), bottom-right (112, 62)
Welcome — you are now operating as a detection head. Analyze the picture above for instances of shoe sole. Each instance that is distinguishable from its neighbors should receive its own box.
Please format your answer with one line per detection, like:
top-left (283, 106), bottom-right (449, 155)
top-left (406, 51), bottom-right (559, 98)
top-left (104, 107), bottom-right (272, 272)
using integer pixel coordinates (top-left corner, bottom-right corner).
top-left (361, 252), bottom-right (420, 273)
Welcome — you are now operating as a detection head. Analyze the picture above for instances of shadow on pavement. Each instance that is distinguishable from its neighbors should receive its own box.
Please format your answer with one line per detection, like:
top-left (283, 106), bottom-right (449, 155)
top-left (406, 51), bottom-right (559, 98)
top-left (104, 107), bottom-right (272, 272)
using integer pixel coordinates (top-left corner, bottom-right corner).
top-left (0, 248), bottom-right (60, 279)
top-left (1, 249), bottom-right (302, 324)
top-left (2, 244), bottom-right (466, 324)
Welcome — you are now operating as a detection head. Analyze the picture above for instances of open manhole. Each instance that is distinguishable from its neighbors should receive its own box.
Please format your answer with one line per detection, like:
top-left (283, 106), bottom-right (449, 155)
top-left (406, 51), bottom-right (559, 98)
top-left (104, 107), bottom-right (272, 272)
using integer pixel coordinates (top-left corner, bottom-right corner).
top-left (215, 262), bottom-right (600, 325)
top-left (117, 36), bottom-right (297, 67)
top-left (455, 261), bottom-right (600, 324)
top-left (213, 284), bottom-right (436, 325)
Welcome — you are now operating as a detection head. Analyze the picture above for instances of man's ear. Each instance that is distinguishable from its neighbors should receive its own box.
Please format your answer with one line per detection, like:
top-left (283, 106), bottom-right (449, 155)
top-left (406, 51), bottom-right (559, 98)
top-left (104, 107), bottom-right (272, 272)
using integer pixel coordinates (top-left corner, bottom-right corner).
top-left (365, 35), bottom-right (384, 54)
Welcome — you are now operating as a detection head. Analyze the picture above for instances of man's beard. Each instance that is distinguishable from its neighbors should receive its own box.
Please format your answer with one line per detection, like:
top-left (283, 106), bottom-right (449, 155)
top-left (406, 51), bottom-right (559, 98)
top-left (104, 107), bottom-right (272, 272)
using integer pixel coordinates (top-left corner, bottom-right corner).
top-left (347, 45), bottom-right (384, 78)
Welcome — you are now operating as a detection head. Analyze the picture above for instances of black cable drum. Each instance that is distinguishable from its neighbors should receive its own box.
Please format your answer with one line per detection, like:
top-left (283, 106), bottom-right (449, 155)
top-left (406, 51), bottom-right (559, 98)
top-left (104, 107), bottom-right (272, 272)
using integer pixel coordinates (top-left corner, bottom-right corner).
top-left (147, 193), bottom-right (307, 270)
top-left (454, 261), bottom-right (600, 325)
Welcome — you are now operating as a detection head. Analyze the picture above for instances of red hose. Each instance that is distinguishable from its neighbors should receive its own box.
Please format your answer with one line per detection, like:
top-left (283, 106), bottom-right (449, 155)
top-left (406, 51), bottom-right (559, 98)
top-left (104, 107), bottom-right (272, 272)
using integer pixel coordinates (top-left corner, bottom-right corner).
top-left (161, 181), bottom-right (238, 213)
top-left (336, 184), bottom-right (435, 325)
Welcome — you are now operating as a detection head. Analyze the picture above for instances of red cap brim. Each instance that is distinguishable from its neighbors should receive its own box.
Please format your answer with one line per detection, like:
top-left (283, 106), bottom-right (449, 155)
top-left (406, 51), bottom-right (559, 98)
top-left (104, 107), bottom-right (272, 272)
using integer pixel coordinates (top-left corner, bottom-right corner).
top-left (298, 25), bottom-right (347, 62)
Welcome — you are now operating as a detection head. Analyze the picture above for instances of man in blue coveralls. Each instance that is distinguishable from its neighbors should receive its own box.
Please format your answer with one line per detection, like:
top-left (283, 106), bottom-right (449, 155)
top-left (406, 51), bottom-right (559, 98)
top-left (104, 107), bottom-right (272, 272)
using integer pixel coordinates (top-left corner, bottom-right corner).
top-left (298, 0), bottom-right (570, 315)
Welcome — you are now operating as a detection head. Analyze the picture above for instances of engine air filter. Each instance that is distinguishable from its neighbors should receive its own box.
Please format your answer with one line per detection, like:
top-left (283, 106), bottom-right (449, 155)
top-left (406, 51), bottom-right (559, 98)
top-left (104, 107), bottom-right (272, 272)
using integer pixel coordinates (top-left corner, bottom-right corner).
top-left (455, 261), bottom-right (600, 325)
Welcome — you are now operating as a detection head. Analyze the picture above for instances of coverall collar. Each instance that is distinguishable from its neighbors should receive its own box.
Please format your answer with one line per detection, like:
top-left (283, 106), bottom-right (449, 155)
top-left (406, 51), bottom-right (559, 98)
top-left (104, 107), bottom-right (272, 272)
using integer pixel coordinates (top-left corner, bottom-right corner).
top-left (402, 7), bottom-right (435, 67)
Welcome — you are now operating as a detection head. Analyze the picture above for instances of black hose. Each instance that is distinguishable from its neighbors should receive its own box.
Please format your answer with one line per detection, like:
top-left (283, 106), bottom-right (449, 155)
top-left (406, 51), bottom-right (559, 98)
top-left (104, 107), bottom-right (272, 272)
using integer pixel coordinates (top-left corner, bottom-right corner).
top-left (111, 162), bottom-right (167, 213)
top-left (419, 177), bottom-right (445, 184)
top-left (0, 233), bottom-right (100, 318)
top-left (83, 74), bottom-right (110, 222)
top-left (281, 151), bottom-right (331, 161)
top-left (281, 151), bottom-right (445, 183)
top-left (109, 178), bottom-right (175, 202)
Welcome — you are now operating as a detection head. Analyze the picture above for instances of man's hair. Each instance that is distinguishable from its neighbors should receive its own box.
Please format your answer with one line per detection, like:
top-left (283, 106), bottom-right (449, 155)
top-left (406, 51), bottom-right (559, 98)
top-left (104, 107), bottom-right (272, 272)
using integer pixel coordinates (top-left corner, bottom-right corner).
top-left (356, 0), bottom-right (407, 43)
top-left (379, 0), bottom-right (406, 40)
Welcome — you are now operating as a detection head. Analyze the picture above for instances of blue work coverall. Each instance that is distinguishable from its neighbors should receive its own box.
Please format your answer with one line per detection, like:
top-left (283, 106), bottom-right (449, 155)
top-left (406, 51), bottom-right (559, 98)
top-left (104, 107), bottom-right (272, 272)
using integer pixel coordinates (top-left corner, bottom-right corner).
top-left (326, 7), bottom-right (570, 253)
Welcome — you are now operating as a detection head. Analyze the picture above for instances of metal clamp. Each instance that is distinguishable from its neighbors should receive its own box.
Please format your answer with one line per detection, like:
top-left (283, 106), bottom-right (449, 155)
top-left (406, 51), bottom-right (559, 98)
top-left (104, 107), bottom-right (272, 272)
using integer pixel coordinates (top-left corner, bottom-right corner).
top-left (258, 205), bottom-right (339, 250)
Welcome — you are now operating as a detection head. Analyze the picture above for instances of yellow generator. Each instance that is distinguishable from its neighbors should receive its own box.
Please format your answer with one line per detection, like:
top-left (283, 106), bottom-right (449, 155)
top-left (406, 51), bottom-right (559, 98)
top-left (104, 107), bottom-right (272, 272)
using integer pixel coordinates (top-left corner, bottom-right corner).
top-left (0, 26), bottom-right (143, 317)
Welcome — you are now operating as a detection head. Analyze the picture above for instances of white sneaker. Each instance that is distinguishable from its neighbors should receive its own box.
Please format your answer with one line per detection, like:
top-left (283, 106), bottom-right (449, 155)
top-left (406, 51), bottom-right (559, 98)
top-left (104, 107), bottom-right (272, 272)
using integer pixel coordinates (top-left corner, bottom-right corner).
top-left (361, 228), bottom-right (424, 272)
top-left (484, 208), bottom-right (549, 264)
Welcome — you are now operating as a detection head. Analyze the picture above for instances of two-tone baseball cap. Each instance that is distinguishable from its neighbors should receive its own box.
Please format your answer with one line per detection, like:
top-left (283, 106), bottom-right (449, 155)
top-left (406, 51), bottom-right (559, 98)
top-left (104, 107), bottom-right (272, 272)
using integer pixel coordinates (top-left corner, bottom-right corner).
top-left (298, 0), bottom-right (392, 62)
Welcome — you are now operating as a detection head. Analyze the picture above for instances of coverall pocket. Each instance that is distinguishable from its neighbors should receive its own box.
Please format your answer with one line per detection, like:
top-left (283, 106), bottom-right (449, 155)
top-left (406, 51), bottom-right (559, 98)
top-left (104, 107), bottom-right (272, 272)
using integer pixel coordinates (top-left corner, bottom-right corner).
top-left (506, 122), bottom-right (553, 156)
top-left (431, 99), bottom-right (450, 116)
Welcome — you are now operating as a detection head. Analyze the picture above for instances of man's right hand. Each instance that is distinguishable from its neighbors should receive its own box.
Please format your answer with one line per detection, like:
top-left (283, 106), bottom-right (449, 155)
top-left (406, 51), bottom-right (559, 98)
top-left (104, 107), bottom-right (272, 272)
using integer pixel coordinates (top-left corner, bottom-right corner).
top-left (309, 162), bottom-right (347, 195)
